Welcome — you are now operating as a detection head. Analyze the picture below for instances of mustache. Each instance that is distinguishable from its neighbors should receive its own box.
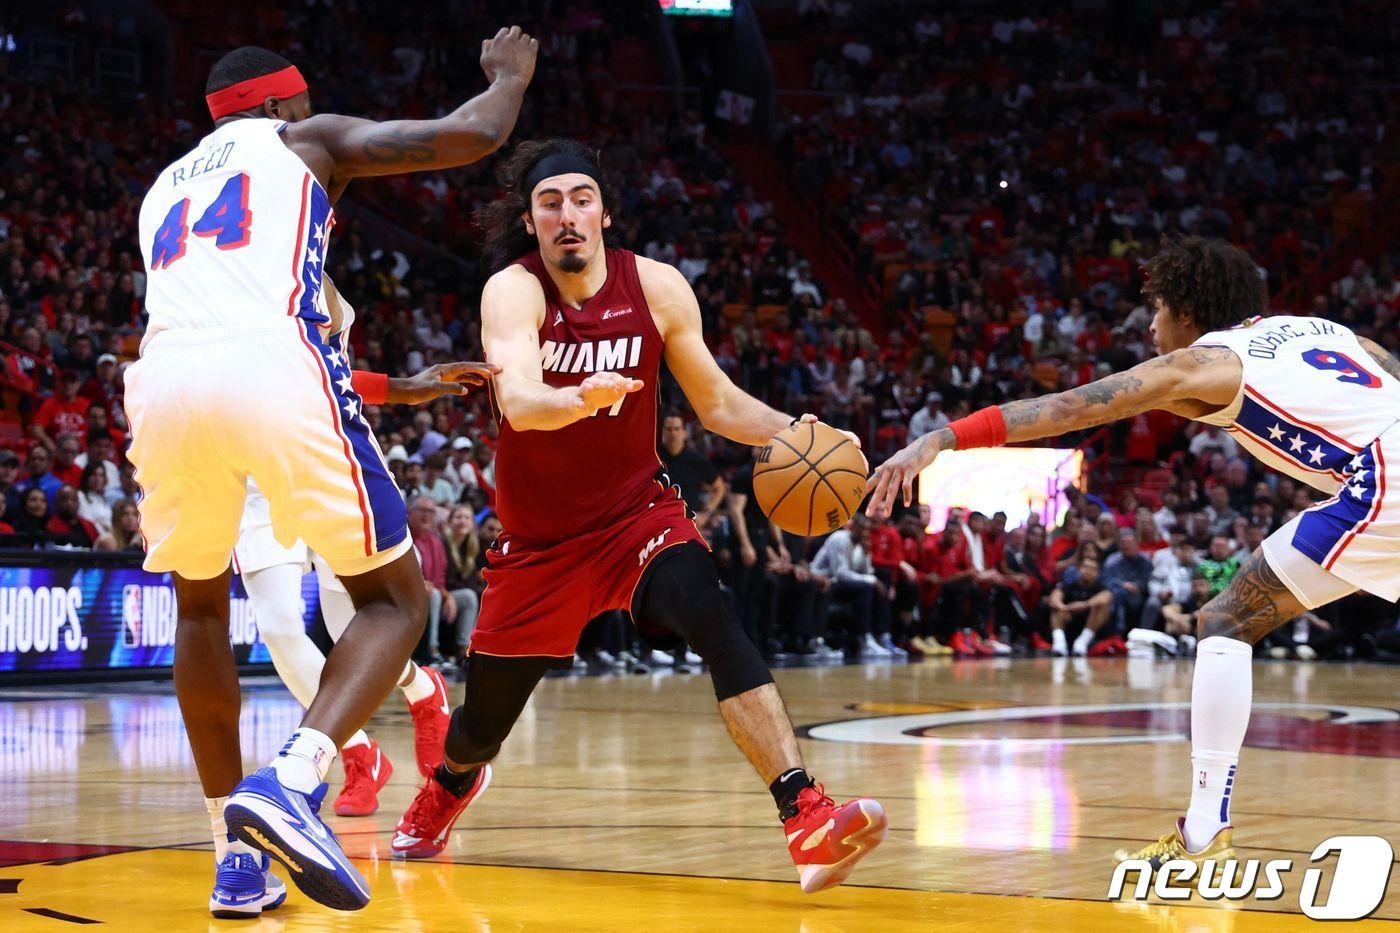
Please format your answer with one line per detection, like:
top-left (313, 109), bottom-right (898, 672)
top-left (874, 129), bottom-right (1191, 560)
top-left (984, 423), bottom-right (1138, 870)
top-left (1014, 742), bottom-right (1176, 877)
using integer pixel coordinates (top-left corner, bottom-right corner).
top-left (555, 229), bottom-right (585, 243)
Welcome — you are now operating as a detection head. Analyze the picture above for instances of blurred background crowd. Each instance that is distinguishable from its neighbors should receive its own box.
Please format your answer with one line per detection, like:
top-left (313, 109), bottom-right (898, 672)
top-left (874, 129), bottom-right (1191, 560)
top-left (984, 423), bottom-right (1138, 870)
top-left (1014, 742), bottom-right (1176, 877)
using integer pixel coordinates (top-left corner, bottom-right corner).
top-left (2, 0), bottom-right (1399, 672)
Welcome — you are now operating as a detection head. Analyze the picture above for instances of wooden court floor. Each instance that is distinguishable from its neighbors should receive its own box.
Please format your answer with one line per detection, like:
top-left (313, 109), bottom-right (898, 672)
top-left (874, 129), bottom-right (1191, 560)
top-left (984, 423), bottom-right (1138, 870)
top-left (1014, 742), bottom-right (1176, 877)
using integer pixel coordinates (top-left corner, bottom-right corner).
top-left (2, 656), bottom-right (1398, 930)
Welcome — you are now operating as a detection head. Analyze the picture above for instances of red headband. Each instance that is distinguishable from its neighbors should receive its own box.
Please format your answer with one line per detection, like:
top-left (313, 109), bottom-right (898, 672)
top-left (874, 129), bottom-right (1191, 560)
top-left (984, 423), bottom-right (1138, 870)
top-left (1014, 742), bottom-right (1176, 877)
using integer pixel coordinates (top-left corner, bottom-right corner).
top-left (206, 65), bottom-right (308, 121)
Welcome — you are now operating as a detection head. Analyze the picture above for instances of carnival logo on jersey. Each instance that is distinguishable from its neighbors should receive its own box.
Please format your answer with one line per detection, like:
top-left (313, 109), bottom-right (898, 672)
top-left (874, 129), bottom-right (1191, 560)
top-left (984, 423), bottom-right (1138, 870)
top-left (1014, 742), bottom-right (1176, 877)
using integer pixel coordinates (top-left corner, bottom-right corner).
top-left (1109, 835), bottom-right (1394, 920)
top-left (601, 306), bottom-right (633, 321)
top-left (540, 336), bottom-right (644, 374)
top-left (800, 700), bottom-right (1400, 758)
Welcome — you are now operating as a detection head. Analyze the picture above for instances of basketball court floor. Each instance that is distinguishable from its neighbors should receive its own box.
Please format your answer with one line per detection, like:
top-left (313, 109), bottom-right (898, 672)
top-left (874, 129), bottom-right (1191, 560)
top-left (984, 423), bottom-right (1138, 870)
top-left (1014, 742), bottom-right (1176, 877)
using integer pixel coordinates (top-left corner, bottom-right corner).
top-left (3, 657), bottom-right (1397, 930)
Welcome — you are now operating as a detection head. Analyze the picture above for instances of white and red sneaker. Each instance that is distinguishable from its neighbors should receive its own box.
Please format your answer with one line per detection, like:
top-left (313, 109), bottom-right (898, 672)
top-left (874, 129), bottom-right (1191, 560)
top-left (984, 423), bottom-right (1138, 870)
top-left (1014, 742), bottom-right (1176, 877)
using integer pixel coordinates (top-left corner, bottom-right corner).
top-left (391, 764), bottom-right (492, 859)
top-left (332, 740), bottom-right (393, 817)
top-left (783, 784), bottom-right (887, 893)
top-left (407, 665), bottom-right (451, 778)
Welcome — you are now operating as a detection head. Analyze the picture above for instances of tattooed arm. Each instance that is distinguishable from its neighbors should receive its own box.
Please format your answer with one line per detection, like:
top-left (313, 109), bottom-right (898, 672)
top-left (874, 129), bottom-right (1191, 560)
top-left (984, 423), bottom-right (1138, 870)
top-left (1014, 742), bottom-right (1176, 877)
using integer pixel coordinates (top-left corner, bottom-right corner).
top-left (283, 26), bottom-right (537, 196)
top-left (1358, 336), bottom-right (1400, 383)
top-left (867, 346), bottom-right (1241, 516)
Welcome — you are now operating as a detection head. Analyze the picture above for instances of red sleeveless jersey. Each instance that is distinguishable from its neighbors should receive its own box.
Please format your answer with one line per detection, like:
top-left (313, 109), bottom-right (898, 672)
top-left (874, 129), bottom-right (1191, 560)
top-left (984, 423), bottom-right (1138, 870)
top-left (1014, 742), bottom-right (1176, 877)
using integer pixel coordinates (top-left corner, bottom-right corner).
top-left (491, 248), bottom-right (669, 545)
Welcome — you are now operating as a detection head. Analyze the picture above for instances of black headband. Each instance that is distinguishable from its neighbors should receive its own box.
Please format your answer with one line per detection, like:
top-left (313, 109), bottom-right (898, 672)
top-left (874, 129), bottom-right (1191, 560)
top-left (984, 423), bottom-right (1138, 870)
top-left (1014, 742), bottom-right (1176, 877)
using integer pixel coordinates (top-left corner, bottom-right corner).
top-left (523, 152), bottom-right (601, 198)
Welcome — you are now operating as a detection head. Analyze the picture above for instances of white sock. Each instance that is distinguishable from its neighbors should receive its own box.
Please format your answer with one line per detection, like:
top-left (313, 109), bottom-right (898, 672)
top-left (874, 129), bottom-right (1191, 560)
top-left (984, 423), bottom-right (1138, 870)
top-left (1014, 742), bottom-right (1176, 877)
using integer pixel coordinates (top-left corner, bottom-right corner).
top-left (1072, 627), bottom-right (1094, 654)
top-left (343, 731), bottom-right (371, 750)
top-left (206, 796), bottom-right (228, 864)
top-left (1052, 629), bottom-right (1067, 653)
top-left (399, 662), bottom-right (436, 705)
top-left (271, 727), bottom-right (337, 793)
top-left (1183, 635), bottom-right (1253, 851)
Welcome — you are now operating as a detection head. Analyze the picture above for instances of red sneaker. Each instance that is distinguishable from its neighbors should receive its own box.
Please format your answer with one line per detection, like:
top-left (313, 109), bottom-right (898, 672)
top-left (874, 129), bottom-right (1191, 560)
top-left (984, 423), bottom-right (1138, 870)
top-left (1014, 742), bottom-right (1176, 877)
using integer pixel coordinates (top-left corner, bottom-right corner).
top-left (406, 665), bottom-right (451, 778)
top-left (332, 740), bottom-right (393, 817)
top-left (1030, 631), bottom-right (1053, 653)
top-left (948, 630), bottom-right (971, 656)
top-left (784, 785), bottom-right (887, 893)
top-left (391, 764), bottom-right (492, 859)
top-left (969, 632), bottom-right (997, 657)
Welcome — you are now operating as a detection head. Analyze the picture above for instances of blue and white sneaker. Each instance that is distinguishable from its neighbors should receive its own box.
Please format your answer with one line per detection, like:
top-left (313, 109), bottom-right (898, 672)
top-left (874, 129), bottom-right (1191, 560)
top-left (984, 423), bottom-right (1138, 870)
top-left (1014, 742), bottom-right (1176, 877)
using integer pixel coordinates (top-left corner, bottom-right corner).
top-left (209, 848), bottom-right (287, 919)
top-left (224, 766), bottom-right (371, 911)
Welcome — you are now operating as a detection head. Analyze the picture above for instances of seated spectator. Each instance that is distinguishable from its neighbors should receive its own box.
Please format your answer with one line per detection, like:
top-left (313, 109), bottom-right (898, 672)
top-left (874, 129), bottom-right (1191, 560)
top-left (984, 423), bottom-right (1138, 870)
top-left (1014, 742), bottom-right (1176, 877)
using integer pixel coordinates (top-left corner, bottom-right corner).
top-left (410, 495), bottom-right (455, 667)
top-left (1048, 555), bottom-right (1112, 656)
top-left (76, 430), bottom-right (121, 490)
top-left (1101, 528), bottom-right (1154, 631)
top-left (907, 391), bottom-right (949, 439)
top-left (1093, 513), bottom-right (1122, 561)
top-left (1205, 484), bottom-right (1239, 536)
top-left (1160, 571), bottom-right (1213, 638)
top-left (1145, 536), bottom-right (1198, 631)
top-left (82, 353), bottom-right (122, 411)
top-left (659, 412), bottom-right (726, 528)
top-left (77, 463), bottom-right (114, 535)
top-left (46, 486), bottom-right (98, 548)
top-left (12, 446), bottom-right (62, 511)
top-left (810, 514), bottom-right (887, 658)
top-left (1198, 534), bottom-right (1243, 596)
top-left (53, 434), bottom-right (83, 487)
top-left (95, 498), bottom-right (143, 552)
top-left (442, 504), bottom-right (487, 663)
top-left (0, 450), bottom-right (18, 522)
top-left (9, 487), bottom-right (52, 545)
top-left (420, 453), bottom-right (456, 507)
top-left (32, 372), bottom-right (91, 453)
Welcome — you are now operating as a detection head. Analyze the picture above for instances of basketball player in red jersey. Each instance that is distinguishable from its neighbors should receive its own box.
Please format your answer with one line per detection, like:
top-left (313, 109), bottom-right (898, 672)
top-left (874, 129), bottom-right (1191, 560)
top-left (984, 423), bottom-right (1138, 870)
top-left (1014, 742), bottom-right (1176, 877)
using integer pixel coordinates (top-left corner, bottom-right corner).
top-left (391, 140), bottom-right (886, 892)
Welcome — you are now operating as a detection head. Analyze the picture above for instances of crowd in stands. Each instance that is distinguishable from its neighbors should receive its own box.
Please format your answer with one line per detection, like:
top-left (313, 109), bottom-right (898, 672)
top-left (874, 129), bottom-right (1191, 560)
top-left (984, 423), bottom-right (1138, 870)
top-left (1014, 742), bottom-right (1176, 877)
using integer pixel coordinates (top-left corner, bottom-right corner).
top-left (2, 1), bottom-right (1398, 671)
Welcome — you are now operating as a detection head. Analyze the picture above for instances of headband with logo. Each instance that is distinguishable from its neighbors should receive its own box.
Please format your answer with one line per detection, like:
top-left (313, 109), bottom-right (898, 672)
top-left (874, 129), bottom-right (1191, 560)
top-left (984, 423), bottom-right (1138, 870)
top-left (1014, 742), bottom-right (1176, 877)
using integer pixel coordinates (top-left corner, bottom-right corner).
top-left (206, 65), bottom-right (308, 121)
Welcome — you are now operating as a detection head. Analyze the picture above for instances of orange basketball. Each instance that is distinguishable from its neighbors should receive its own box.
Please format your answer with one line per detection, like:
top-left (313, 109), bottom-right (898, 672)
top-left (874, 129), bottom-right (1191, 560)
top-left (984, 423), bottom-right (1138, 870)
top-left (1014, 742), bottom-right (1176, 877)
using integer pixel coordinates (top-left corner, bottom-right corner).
top-left (753, 421), bottom-right (870, 536)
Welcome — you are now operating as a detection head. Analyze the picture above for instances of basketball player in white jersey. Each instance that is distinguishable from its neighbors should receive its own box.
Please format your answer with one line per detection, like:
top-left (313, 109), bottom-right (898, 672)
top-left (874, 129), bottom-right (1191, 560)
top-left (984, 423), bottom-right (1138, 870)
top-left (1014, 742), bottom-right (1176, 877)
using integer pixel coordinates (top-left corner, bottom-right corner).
top-left (870, 237), bottom-right (1400, 873)
top-left (236, 277), bottom-right (489, 827)
top-left (131, 32), bottom-right (536, 914)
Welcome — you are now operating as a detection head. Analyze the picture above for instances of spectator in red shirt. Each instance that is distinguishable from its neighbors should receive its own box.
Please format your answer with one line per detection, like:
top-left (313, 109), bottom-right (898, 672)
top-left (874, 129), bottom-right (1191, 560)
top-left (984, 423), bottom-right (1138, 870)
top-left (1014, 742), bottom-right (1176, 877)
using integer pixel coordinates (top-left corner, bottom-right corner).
top-left (409, 495), bottom-right (456, 666)
top-left (81, 353), bottom-right (122, 410)
top-left (85, 404), bottom-right (128, 454)
top-left (33, 373), bottom-right (91, 453)
top-left (52, 434), bottom-right (83, 487)
top-left (46, 485), bottom-right (99, 547)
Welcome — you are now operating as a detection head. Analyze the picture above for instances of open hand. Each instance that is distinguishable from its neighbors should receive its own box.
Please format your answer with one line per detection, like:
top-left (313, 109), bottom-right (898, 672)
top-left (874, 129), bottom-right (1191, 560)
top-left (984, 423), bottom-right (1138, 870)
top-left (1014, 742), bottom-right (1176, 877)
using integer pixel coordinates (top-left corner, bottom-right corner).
top-left (576, 371), bottom-right (643, 414)
top-left (866, 434), bottom-right (943, 518)
top-left (394, 361), bottom-right (501, 404)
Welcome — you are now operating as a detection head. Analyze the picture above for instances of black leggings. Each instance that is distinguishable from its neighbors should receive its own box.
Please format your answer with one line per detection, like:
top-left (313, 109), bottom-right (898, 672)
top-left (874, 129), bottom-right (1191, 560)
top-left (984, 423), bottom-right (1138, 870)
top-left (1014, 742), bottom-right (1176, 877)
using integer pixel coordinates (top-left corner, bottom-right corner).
top-left (443, 543), bottom-right (774, 766)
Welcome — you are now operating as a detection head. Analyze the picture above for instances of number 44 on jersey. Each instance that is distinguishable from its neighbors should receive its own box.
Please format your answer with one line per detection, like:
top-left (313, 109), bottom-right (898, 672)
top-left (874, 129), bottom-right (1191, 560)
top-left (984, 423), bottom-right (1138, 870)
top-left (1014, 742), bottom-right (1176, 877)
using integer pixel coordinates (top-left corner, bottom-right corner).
top-left (151, 173), bottom-right (254, 269)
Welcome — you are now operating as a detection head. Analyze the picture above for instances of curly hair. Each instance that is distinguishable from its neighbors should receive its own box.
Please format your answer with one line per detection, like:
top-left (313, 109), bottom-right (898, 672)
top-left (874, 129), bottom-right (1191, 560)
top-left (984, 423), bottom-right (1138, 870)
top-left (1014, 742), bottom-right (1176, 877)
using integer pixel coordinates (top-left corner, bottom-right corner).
top-left (1142, 237), bottom-right (1267, 333)
top-left (476, 139), bottom-right (617, 273)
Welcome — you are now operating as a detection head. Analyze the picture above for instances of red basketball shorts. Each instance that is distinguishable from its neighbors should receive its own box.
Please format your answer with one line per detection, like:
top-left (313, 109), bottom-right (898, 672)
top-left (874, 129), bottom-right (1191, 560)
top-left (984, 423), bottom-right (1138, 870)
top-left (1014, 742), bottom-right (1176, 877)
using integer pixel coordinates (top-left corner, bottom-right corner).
top-left (470, 493), bottom-right (706, 662)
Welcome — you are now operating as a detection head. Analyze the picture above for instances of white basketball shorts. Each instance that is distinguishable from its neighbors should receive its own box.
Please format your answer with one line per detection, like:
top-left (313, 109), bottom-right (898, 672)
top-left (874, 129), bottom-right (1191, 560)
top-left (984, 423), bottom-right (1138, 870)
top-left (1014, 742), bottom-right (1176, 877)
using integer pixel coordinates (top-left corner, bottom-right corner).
top-left (127, 318), bottom-right (410, 581)
top-left (1263, 419), bottom-right (1400, 605)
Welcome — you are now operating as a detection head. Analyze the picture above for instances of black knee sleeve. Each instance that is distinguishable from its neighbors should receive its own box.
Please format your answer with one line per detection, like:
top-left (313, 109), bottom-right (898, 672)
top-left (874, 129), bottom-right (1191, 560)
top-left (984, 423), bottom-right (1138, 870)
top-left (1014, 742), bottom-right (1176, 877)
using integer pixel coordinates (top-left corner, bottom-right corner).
top-left (634, 543), bottom-right (774, 701)
top-left (443, 653), bottom-right (551, 765)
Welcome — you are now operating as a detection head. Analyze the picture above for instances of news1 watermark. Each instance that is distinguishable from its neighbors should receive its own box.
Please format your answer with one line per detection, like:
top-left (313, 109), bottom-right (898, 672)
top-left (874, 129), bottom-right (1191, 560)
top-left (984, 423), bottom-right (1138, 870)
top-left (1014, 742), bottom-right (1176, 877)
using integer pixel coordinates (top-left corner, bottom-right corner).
top-left (1109, 836), bottom-right (1395, 920)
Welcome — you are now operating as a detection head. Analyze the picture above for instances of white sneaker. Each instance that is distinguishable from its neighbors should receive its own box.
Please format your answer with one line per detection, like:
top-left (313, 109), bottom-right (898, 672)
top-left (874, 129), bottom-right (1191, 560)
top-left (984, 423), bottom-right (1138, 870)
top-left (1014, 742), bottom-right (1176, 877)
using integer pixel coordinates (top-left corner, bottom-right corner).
top-left (683, 649), bottom-right (703, 665)
top-left (876, 634), bottom-right (908, 657)
top-left (984, 637), bottom-right (1013, 656)
top-left (811, 638), bottom-right (843, 661)
top-left (644, 648), bottom-right (674, 666)
top-left (862, 634), bottom-right (892, 658)
top-left (1295, 644), bottom-right (1317, 661)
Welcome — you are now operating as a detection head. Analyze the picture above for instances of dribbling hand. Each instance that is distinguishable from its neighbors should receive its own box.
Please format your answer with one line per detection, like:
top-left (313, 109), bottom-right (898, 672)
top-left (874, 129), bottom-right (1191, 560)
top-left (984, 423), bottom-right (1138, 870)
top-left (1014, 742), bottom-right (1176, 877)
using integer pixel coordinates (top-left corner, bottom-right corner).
top-left (575, 371), bottom-right (643, 415)
top-left (795, 413), bottom-right (861, 448)
top-left (481, 26), bottom-right (539, 86)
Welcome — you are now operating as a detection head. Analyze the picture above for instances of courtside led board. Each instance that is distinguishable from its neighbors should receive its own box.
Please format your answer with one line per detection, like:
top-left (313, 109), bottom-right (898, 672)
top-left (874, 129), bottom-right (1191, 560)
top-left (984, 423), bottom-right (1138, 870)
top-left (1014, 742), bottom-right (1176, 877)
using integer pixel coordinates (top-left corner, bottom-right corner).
top-left (918, 448), bottom-right (1085, 532)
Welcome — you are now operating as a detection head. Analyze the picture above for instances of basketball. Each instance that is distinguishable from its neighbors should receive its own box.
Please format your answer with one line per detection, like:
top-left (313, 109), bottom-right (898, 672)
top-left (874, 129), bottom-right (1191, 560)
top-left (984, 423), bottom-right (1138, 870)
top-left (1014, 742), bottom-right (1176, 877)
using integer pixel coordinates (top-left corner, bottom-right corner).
top-left (753, 421), bottom-right (869, 536)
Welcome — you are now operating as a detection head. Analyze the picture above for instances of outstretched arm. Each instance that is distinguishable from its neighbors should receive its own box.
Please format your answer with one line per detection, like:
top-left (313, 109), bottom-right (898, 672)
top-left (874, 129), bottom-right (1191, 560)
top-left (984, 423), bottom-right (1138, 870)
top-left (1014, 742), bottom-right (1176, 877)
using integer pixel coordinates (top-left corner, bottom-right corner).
top-left (867, 346), bottom-right (1241, 516)
top-left (643, 258), bottom-right (793, 445)
top-left (1358, 336), bottom-right (1400, 382)
top-left (284, 26), bottom-right (537, 191)
top-left (481, 266), bottom-right (641, 431)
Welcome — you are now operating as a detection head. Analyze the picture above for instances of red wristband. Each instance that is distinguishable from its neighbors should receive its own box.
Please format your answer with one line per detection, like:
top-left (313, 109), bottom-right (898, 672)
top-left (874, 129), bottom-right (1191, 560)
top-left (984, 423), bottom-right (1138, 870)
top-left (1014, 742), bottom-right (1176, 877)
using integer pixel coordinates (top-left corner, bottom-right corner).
top-left (351, 370), bottom-right (389, 405)
top-left (948, 405), bottom-right (1007, 450)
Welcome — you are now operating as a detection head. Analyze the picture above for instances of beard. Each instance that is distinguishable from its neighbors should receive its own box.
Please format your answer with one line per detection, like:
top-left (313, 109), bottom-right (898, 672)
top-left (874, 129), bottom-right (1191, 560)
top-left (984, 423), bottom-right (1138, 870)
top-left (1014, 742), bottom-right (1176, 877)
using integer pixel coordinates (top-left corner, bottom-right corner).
top-left (559, 252), bottom-right (587, 273)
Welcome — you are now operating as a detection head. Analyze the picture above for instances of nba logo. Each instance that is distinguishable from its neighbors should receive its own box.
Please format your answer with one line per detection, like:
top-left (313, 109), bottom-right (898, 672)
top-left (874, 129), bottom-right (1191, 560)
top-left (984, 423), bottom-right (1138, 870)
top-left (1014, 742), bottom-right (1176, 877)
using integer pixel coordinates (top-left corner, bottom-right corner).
top-left (121, 585), bottom-right (142, 647)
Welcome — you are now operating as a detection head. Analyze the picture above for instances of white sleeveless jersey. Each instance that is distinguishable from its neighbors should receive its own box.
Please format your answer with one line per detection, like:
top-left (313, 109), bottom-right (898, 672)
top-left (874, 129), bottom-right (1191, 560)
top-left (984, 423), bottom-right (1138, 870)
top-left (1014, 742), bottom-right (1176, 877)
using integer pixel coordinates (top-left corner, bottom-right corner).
top-left (138, 118), bottom-right (332, 349)
top-left (1192, 315), bottom-right (1400, 493)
